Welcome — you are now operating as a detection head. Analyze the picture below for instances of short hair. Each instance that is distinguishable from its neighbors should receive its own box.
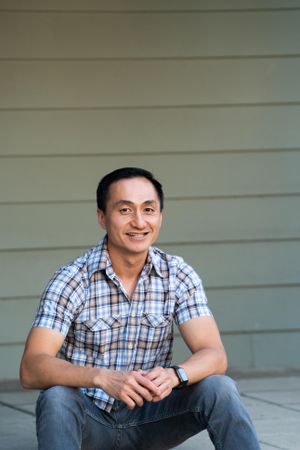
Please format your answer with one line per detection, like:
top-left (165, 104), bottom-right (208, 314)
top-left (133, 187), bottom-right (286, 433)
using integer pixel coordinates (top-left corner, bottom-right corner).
top-left (96, 167), bottom-right (164, 212)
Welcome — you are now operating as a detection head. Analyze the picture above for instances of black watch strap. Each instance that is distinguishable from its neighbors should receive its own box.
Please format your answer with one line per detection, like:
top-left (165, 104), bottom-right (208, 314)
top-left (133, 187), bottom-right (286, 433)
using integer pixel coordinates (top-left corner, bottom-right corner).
top-left (171, 365), bottom-right (189, 389)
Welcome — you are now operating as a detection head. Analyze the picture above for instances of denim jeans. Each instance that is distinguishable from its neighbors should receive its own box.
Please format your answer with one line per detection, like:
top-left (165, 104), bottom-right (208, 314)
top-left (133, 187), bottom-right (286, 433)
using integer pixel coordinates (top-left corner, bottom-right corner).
top-left (36, 375), bottom-right (261, 450)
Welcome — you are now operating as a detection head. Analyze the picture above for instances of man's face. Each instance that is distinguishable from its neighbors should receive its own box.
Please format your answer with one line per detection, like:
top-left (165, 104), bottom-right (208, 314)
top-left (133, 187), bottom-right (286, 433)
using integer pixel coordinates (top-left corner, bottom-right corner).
top-left (97, 177), bottom-right (163, 258)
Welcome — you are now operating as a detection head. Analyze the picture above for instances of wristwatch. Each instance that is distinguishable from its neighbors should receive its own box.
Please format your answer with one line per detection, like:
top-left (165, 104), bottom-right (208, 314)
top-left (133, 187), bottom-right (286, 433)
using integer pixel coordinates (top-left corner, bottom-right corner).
top-left (171, 365), bottom-right (189, 389)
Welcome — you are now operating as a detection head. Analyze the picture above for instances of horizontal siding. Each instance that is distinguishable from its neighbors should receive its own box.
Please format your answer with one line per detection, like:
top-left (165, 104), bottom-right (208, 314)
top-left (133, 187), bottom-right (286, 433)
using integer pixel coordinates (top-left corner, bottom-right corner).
top-left (1, 106), bottom-right (300, 156)
top-left (164, 241), bottom-right (300, 289)
top-left (2, 11), bottom-right (300, 58)
top-left (252, 332), bottom-right (300, 368)
top-left (210, 286), bottom-right (300, 333)
top-left (0, 299), bottom-right (38, 343)
top-left (1, 241), bottom-right (299, 299)
top-left (0, 345), bottom-right (24, 379)
top-left (174, 330), bottom-right (300, 371)
top-left (222, 332), bottom-right (300, 369)
top-left (1, 58), bottom-right (300, 109)
top-left (1, 0), bottom-right (300, 12)
top-left (0, 3), bottom-right (299, 377)
top-left (1, 196), bottom-right (299, 250)
top-left (0, 151), bottom-right (299, 201)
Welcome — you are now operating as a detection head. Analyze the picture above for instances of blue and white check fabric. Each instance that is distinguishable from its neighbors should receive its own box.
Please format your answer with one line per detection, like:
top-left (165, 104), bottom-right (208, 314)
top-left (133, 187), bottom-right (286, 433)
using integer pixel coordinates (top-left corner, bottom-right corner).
top-left (33, 237), bottom-right (211, 412)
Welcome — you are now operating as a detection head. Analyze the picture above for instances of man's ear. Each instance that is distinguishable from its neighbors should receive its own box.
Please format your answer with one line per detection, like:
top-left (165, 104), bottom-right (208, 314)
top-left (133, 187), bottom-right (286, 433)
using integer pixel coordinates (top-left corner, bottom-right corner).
top-left (97, 208), bottom-right (106, 230)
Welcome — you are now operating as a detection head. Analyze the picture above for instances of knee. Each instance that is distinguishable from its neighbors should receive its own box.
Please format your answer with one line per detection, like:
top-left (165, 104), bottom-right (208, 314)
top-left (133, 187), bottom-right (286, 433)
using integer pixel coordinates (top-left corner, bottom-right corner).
top-left (202, 374), bottom-right (238, 397)
top-left (193, 375), bottom-right (240, 408)
top-left (37, 386), bottom-right (84, 416)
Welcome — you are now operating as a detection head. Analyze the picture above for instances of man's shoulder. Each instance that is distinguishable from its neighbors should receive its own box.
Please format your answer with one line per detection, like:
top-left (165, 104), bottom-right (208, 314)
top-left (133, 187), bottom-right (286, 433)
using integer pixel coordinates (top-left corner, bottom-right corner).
top-left (151, 245), bottom-right (197, 276)
top-left (46, 239), bottom-right (105, 288)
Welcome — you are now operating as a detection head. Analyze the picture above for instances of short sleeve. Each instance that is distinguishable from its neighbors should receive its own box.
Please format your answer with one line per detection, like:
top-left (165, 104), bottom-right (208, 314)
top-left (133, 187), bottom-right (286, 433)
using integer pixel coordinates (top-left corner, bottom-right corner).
top-left (33, 265), bottom-right (86, 336)
top-left (174, 261), bottom-right (212, 326)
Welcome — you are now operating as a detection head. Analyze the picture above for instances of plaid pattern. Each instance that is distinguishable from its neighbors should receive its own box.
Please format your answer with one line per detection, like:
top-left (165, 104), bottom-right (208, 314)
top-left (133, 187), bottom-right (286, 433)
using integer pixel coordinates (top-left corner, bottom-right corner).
top-left (33, 237), bottom-right (211, 412)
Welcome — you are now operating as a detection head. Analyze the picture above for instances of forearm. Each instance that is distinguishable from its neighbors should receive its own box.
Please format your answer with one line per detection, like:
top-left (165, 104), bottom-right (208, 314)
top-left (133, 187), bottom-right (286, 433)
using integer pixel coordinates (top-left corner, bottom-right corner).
top-left (179, 347), bottom-right (228, 385)
top-left (20, 353), bottom-right (105, 390)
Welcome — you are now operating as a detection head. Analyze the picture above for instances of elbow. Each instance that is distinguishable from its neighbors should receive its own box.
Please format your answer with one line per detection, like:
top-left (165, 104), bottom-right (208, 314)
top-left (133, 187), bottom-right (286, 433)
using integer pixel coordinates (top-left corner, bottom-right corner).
top-left (19, 368), bottom-right (30, 390)
top-left (19, 358), bottom-right (35, 390)
top-left (218, 350), bottom-right (228, 375)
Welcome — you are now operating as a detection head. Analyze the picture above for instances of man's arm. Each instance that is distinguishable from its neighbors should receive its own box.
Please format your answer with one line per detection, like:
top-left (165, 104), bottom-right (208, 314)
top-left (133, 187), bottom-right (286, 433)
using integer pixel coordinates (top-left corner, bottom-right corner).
top-left (20, 327), bottom-right (99, 389)
top-left (176, 315), bottom-right (228, 383)
top-left (20, 327), bottom-right (160, 409)
top-left (145, 316), bottom-right (227, 399)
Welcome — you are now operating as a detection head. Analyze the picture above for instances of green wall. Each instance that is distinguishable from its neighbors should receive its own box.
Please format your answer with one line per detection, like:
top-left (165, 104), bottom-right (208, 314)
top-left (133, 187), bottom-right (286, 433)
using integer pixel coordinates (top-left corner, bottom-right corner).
top-left (0, 0), bottom-right (300, 379)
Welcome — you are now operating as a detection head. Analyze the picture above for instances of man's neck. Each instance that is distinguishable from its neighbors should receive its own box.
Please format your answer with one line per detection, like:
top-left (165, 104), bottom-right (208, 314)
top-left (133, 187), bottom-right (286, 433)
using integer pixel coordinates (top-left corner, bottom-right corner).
top-left (107, 243), bottom-right (148, 282)
top-left (107, 244), bottom-right (149, 299)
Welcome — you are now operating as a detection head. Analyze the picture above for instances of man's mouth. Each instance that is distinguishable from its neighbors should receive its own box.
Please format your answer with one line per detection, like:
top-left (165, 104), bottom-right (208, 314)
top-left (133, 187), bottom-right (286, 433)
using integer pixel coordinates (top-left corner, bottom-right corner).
top-left (126, 232), bottom-right (150, 239)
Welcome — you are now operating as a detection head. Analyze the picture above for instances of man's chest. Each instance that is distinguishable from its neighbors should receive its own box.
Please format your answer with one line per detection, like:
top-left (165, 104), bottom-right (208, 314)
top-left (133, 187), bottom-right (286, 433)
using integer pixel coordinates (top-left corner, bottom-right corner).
top-left (79, 274), bottom-right (174, 319)
top-left (68, 275), bottom-right (175, 367)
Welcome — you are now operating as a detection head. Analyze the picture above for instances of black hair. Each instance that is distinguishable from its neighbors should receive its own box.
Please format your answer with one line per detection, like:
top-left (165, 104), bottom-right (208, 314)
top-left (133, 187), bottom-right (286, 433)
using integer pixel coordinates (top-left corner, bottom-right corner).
top-left (96, 167), bottom-right (164, 212)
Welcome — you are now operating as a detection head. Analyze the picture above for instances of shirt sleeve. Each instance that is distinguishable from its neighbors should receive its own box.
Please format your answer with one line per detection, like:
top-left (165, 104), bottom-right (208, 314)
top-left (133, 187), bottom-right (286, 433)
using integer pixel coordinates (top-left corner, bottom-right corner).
top-left (173, 260), bottom-right (212, 326)
top-left (32, 265), bottom-right (86, 336)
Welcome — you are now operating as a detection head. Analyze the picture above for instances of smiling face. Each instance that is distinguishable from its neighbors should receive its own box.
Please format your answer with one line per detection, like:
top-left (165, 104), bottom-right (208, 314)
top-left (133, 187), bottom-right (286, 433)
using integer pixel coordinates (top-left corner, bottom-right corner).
top-left (97, 177), bottom-right (163, 259)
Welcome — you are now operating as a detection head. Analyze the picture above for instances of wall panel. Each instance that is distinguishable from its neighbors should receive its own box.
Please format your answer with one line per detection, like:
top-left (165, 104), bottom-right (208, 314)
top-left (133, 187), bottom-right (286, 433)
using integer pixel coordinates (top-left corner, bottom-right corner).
top-left (1, 106), bottom-right (300, 156)
top-left (2, 11), bottom-right (300, 58)
top-left (0, 151), bottom-right (299, 201)
top-left (1, 0), bottom-right (300, 12)
top-left (0, 2), bottom-right (299, 378)
top-left (1, 58), bottom-right (300, 109)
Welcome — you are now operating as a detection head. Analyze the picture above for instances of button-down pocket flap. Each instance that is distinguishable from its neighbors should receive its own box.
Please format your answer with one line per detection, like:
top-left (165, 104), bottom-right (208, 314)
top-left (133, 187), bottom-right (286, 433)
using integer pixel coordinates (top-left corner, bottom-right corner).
top-left (85, 315), bottom-right (123, 331)
top-left (141, 314), bottom-right (172, 327)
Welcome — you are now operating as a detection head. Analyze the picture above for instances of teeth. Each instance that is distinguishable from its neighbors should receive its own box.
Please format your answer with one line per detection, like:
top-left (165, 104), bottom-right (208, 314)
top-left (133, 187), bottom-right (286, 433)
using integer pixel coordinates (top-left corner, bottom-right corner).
top-left (127, 232), bottom-right (148, 237)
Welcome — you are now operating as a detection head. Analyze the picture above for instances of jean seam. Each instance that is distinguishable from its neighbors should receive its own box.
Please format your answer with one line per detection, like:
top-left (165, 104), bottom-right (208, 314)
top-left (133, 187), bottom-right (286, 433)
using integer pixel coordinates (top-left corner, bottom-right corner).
top-left (85, 407), bottom-right (116, 429)
top-left (206, 422), bottom-right (222, 450)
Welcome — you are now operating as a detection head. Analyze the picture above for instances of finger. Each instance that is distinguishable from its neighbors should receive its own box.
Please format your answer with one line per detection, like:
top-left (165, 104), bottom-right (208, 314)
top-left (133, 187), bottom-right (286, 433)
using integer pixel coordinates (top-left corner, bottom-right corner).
top-left (124, 372), bottom-right (157, 402)
top-left (151, 385), bottom-right (172, 402)
top-left (133, 383), bottom-right (155, 402)
top-left (121, 383), bottom-right (146, 408)
top-left (145, 370), bottom-right (170, 389)
top-left (144, 366), bottom-right (164, 381)
top-left (122, 394), bottom-right (138, 410)
top-left (135, 373), bottom-right (160, 397)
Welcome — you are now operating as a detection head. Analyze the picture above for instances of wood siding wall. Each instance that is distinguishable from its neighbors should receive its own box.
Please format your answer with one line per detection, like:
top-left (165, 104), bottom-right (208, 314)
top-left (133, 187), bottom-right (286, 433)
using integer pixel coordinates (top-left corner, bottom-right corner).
top-left (0, 0), bottom-right (300, 379)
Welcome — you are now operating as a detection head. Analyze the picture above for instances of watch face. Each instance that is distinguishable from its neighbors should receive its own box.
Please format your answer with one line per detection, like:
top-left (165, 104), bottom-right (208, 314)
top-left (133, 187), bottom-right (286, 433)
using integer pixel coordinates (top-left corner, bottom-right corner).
top-left (177, 367), bottom-right (188, 384)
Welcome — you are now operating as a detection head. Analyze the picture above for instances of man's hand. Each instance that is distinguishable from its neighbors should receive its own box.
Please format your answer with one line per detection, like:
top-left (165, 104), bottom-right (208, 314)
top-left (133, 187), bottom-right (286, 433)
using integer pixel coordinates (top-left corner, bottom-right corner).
top-left (98, 369), bottom-right (161, 410)
top-left (143, 366), bottom-right (179, 402)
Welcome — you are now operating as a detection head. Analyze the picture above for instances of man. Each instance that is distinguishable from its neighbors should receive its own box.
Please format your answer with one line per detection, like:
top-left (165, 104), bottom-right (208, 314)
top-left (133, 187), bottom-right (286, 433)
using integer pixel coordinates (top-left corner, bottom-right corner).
top-left (20, 167), bottom-right (261, 450)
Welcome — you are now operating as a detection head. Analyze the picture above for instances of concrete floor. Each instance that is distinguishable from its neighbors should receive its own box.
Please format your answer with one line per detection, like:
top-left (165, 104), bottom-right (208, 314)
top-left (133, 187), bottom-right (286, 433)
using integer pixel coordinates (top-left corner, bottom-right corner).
top-left (1, 375), bottom-right (299, 450)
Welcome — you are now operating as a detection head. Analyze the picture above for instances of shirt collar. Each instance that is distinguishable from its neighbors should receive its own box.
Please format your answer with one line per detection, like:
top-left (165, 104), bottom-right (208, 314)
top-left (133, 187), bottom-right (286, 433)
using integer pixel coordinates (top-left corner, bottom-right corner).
top-left (86, 236), bottom-right (109, 278)
top-left (86, 236), bottom-right (165, 279)
top-left (148, 246), bottom-right (165, 278)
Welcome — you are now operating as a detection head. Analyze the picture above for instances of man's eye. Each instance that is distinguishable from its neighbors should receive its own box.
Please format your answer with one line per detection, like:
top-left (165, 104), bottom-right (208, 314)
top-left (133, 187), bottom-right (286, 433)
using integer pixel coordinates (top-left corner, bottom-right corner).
top-left (144, 208), bottom-right (155, 214)
top-left (120, 208), bottom-right (131, 214)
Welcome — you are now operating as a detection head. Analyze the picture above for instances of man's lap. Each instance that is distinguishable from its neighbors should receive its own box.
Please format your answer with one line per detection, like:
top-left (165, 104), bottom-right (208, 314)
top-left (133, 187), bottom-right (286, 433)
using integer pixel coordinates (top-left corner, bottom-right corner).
top-left (36, 375), bottom-right (245, 450)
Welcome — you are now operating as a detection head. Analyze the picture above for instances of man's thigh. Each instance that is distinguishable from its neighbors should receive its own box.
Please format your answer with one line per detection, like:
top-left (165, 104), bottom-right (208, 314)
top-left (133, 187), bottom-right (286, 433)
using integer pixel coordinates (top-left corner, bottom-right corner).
top-left (83, 380), bottom-right (212, 450)
top-left (84, 375), bottom-right (239, 450)
top-left (82, 385), bottom-right (203, 450)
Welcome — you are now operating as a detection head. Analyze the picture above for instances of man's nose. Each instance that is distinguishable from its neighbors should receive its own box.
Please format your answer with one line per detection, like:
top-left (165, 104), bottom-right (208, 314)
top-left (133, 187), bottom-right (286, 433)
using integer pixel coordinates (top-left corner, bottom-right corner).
top-left (131, 211), bottom-right (146, 228)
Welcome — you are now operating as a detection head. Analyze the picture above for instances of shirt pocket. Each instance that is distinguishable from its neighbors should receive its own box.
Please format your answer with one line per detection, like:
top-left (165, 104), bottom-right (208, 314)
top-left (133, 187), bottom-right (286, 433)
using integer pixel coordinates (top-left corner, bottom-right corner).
top-left (74, 315), bottom-right (125, 357)
top-left (137, 313), bottom-right (173, 363)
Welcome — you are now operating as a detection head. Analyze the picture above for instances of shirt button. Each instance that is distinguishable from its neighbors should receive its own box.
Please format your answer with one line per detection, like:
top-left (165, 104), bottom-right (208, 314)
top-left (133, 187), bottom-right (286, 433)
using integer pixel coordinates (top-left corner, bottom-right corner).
top-left (128, 342), bottom-right (134, 349)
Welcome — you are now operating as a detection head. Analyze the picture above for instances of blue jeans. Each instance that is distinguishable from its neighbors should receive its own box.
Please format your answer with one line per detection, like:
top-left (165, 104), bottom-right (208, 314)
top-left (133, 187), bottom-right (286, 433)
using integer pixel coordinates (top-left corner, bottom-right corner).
top-left (36, 375), bottom-right (261, 450)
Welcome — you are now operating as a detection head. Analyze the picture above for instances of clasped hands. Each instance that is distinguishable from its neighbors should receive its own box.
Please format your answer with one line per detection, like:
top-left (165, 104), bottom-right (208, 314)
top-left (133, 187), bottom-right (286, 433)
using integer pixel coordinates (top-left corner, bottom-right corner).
top-left (102, 366), bottom-right (178, 410)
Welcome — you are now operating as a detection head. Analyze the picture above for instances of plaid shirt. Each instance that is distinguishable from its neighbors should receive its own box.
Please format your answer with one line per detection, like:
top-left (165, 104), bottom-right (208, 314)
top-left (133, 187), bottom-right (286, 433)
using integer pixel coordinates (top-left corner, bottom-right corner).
top-left (33, 237), bottom-right (211, 412)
